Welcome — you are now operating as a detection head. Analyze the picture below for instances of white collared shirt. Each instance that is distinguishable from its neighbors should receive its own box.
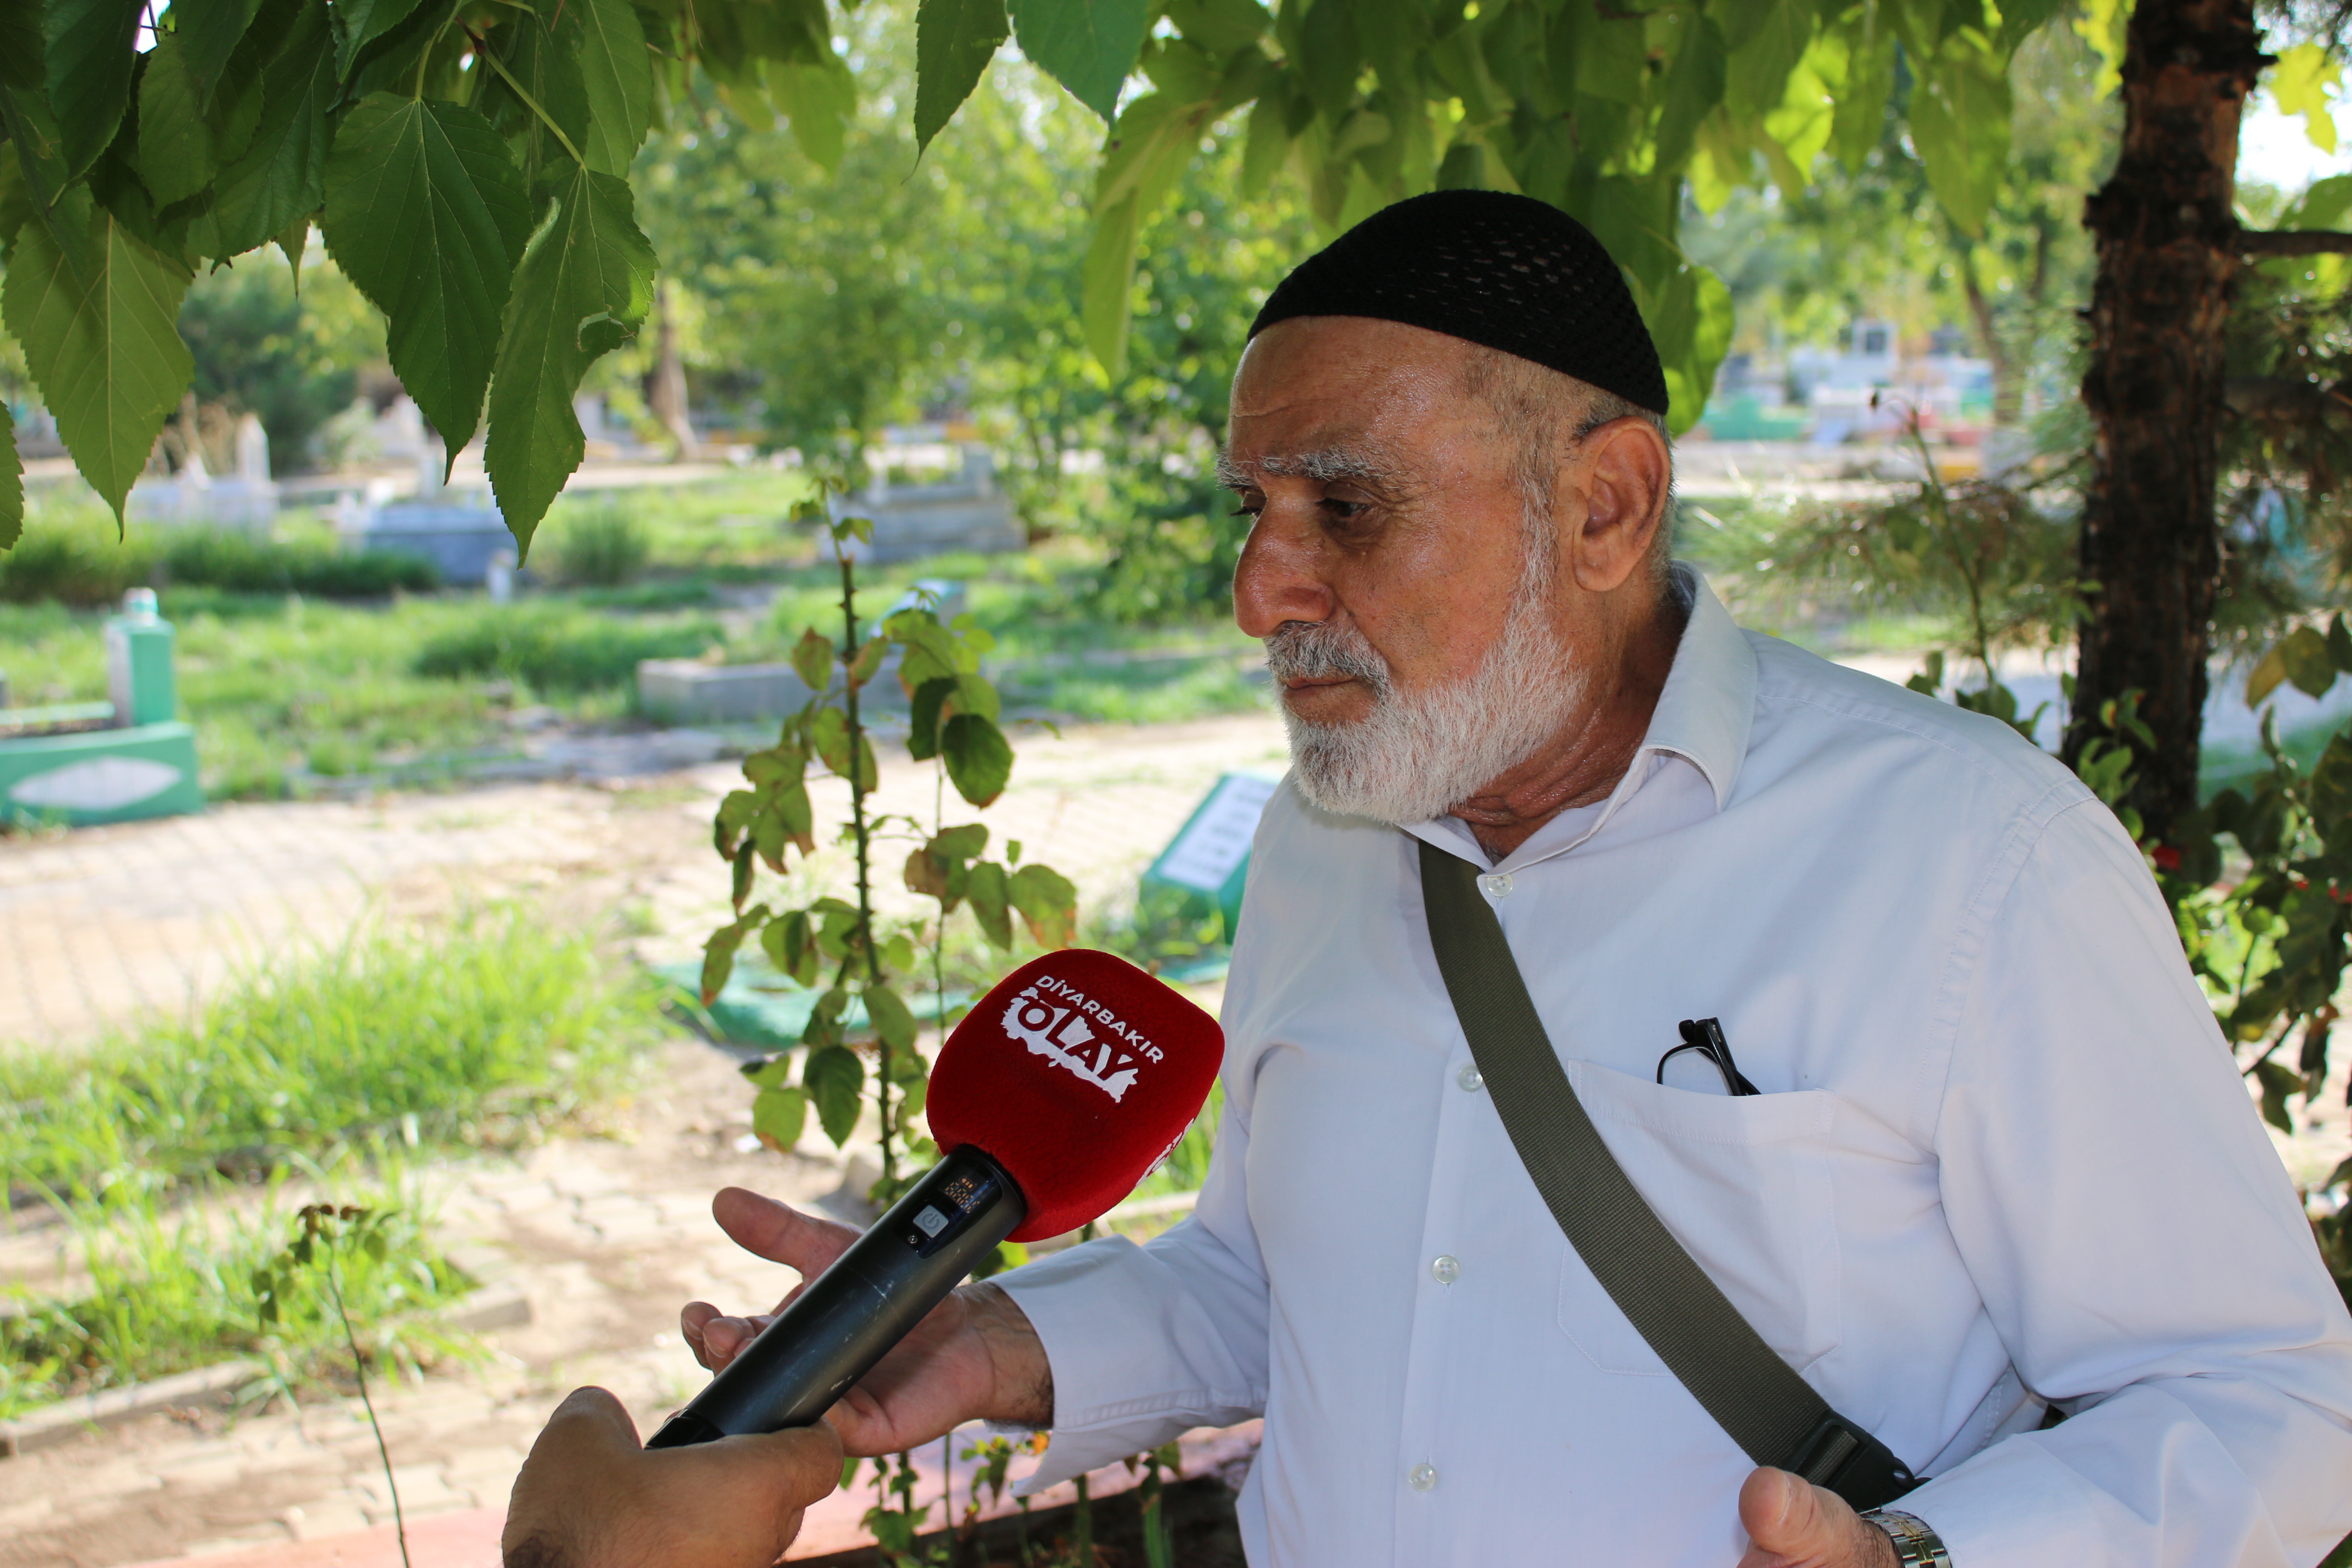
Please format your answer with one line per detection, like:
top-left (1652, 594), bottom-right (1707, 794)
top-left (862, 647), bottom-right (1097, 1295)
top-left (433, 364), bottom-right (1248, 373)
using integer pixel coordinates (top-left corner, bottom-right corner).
top-left (997, 568), bottom-right (2352, 1567)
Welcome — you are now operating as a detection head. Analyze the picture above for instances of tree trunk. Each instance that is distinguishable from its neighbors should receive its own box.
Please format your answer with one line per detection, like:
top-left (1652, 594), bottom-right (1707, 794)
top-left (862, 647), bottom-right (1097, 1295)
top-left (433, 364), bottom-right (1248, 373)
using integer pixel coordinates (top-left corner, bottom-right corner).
top-left (1959, 262), bottom-right (2024, 427)
top-left (649, 278), bottom-right (700, 461)
top-left (2063, 0), bottom-right (2269, 841)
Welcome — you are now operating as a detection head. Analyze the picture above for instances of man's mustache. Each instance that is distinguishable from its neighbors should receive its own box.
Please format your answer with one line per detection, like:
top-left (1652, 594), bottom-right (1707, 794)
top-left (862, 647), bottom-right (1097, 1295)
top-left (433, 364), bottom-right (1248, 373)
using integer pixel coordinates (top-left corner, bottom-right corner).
top-left (1264, 621), bottom-right (1391, 692)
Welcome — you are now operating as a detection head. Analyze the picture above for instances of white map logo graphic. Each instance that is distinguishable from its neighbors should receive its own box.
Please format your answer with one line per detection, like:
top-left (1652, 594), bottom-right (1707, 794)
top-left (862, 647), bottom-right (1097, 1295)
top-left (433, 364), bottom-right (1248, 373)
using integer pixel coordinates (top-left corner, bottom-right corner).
top-left (1001, 979), bottom-right (1161, 1102)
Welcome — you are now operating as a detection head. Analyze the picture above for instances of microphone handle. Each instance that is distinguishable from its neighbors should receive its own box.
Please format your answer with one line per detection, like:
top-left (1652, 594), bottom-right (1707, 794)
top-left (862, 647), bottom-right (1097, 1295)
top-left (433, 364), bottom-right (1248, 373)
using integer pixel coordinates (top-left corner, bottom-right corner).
top-left (647, 1144), bottom-right (1026, 1447)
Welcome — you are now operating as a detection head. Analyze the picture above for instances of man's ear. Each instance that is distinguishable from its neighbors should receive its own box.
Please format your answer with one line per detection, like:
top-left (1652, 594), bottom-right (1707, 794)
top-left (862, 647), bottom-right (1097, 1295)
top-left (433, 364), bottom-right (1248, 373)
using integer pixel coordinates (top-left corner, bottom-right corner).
top-left (1560, 418), bottom-right (1671, 594)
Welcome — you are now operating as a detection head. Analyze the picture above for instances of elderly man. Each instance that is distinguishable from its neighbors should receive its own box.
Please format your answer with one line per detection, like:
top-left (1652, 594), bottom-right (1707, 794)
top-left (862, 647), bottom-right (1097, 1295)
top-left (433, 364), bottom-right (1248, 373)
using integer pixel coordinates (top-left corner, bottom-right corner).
top-left (519, 191), bottom-right (2352, 1567)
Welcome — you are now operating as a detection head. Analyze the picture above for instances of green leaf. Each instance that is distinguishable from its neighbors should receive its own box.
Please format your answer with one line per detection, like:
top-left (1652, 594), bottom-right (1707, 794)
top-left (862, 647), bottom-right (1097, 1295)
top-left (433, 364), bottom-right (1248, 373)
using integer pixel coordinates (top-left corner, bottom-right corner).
top-left (701, 902), bottom-right (769, 1004)
top-left (741, 1052), bottom-right (794, 1088)
top-left (2272, 42), bottom-right (2342, 155)
top-left (768, 56), bottom-right (857, 172)
top-left (930, 823), bottom-right (989, 860)
top-left (578, 0), bottom-right (654, 175)
top-left (1296, 0), bottom-right (1359, 120)
top-left (484, 165), bottom-right (658, 556)
top-left (479, 0), bottom-right (591, 189)
top-left (206, 0), bottom-right (335, 255)
top-left (1827, 9), bottom-right (1895, 171)
top-left (1239, 92), bottom-right (1290, 197)
top-left (2254, 1056), bottom-right (2299, 1134)
top-left (915, 0), bottom-right (1009, 155)
top-left (135, 35), bottom-right (214, 210)
top-left (908, 674), bottom-right (957, 760)
top-left (811, 705), bottom-right (851, 775)
top-left (275, 212), bottom-right (309, 288)
top-left (761, 908), bottom-right (821, 985)
top-left (895, 619), bottom-right (966, 688)
top-left (46, 0), bottom-right (145, 179)
top-left (1905, 35), bottom-right (2011, 239)
top-left (1653, 16), bottom-right (1727, 174)
top-left (1013, 0), bottom-right (1151, 120)
top-left (1081, 190), bottom-right (1141, 378)
top-left (865, 983), bottom-right (919, 1052)
top-left (1, 400), bottom-right (21, 548)
top-left (803, 1043), bottom-right (865, 1146)
top-left (731, 838), bottom-right (758, 911)
top-left (2281, 625), bottom-right (2337, 699)
top-left (965, 859), bottom-right (1014, 948)
top-left (3, 188), bottom-right (194, 526)
top-left (176, 0), bottom-right (264, 108)
top-left (716, 787), bottom-right (759, 856)
top-left (1162, 0), bottom-right (1268, 55)
top-left (792, 625), bottom-right (836, 691)
top-left (1008, 862), bottom-right (1077, 948)
top-left (2248, 647), bottom-right (2289, 709)
top-left (752, 1084), bottom-right (808, 1151)
top-left (324, 95), bottom-right (533, 469)
top-left (333, 0), bottom-right (429, 79)
top-left (941, 712), bottom-right (1014, 807)
top-left (1722, 0), bottom-right (1812, 121)
top-left (847, 635), bottom-right (889, 688)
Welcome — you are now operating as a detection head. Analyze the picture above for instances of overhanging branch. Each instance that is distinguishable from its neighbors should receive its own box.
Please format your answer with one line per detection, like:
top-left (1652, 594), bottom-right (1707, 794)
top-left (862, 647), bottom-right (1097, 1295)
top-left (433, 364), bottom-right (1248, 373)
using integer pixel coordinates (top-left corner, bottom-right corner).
top-left (2238, 229), bottom-right (2352, 259)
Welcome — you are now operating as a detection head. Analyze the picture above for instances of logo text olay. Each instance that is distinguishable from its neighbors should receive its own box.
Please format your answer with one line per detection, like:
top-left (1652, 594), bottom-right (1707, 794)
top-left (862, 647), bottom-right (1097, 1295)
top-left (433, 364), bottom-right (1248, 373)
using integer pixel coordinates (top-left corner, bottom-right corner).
top-left (1000, 976), bottom-right (1164, 1101)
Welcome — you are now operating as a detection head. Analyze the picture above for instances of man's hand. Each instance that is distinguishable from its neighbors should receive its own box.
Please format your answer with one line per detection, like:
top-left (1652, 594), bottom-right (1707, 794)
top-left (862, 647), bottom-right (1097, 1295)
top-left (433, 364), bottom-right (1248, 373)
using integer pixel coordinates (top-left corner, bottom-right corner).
top-left (1736, 1468), bottom-right (1901, 1568)
top-left (500, 1386), bottom-right (839, 1568)
top-left (678, 1186), bottom-right (1054, 1456)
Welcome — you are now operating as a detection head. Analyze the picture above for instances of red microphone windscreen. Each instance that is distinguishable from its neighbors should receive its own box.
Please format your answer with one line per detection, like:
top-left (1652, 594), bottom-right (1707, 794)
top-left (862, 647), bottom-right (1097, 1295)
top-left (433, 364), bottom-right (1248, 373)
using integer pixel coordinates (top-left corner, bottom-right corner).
top-left (926, 950), bottom-right (1224, 1243)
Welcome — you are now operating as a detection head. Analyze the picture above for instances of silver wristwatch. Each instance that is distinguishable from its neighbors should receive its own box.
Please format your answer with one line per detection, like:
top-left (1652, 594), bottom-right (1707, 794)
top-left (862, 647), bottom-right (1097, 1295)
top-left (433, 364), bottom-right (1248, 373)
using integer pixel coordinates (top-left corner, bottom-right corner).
top-left (1859, 1509), bottom-right (1953, 1568)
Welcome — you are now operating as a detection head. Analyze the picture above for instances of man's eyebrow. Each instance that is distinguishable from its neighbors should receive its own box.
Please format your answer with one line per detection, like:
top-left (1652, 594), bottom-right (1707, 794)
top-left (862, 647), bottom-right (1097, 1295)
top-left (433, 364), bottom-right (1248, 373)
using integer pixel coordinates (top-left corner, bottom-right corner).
top-left (1215, 447), bottom-right (1401, 487)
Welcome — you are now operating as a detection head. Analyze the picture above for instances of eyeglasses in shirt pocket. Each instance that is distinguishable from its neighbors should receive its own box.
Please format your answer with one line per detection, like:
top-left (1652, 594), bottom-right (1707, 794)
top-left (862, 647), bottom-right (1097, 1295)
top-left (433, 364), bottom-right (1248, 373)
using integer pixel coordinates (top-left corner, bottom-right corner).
top-left (1554, 1059), bottom-right (1843, 1377)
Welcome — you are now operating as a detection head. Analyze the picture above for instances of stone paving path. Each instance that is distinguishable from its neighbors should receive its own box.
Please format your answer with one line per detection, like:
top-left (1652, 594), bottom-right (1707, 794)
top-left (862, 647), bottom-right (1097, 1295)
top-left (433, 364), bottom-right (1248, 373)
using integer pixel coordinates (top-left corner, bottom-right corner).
top-left (0, 712), bottom-right (1291, 1051)
top-left (0, 1034), bottom-right (1240, 1568)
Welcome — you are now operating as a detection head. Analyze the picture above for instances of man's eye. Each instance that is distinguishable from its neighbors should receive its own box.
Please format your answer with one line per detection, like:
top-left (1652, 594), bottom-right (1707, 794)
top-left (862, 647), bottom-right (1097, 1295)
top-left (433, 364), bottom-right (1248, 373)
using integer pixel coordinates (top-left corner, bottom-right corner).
top-left (1322, 499), bottom-right (1370, 521)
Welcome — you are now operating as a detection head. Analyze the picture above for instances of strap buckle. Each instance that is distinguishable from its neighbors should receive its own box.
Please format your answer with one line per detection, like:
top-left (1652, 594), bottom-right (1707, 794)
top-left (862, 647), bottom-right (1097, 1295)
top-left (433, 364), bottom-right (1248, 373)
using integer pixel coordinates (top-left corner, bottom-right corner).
top-left (1783, 1411), bottom-right (1921, 1511)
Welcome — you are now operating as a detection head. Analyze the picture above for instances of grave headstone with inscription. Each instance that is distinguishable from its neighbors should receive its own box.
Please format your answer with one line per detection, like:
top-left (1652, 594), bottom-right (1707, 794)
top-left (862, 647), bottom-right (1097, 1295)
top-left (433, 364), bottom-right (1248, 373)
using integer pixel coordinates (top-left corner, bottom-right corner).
top-left (1140, 772), bottom-right (1282, 941)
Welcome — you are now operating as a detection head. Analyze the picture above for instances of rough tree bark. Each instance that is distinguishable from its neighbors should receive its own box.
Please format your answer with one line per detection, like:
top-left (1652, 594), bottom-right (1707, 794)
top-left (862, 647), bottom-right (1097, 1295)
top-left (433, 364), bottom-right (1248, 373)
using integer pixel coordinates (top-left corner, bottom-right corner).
top-left (2062, 0), bottom-right (2271, 839)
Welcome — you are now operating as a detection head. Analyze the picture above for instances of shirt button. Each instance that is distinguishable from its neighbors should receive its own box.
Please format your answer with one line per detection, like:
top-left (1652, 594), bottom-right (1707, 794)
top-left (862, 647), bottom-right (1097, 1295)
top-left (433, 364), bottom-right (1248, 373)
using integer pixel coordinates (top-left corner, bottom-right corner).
top-left (1456, 1064), bottom-right (1484, 1092)
top-left (1478, 872), bottom-right (1514, 898)
top-left (1408, 1463), bottom-right (1439, 1492)
top-left (1431, 1255), bottom-right (1460, 1285)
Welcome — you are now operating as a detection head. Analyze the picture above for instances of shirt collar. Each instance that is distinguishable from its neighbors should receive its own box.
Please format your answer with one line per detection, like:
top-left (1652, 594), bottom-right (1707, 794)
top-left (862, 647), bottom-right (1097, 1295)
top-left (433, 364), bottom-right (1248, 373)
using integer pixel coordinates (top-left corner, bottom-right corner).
top-left (1404, 562), bottom-right (1757, 869)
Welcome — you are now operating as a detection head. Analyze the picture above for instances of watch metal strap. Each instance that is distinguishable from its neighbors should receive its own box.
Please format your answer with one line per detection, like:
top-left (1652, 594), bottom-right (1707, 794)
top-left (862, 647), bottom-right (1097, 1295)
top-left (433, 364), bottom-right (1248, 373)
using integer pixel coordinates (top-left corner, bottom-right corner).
top-left (1416, 838), bottom-right (1919, 1509)
top-left (1861, 1509), bottom-right (1954, 1568)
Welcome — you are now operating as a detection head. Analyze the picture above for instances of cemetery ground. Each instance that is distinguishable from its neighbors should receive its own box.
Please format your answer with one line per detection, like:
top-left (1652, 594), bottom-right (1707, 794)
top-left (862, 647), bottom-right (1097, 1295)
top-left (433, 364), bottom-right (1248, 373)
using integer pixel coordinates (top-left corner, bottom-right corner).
top-left (0, 710), bottom-right (1286, 1567)
top-left (1, 475), bottom-right (1270, 808)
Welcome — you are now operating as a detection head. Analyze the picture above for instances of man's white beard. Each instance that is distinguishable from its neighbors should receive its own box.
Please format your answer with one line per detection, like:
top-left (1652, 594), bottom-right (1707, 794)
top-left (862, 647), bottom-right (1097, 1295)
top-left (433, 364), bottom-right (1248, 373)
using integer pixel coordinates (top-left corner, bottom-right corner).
top-left (1266, 561), bottom-right (1587, 826)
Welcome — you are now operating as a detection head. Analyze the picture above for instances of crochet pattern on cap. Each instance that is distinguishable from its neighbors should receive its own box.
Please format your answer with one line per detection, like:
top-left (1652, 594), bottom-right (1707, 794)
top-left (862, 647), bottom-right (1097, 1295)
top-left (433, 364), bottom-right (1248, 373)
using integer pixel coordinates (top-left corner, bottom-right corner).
top-left (1249, 189), bottom-right (1669, 416)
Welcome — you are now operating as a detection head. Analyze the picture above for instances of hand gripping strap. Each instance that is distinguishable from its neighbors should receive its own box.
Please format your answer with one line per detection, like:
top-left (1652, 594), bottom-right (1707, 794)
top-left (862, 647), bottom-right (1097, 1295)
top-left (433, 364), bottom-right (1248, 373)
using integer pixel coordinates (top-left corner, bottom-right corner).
top-left (1416, 839), bottom-right (1917, 1509)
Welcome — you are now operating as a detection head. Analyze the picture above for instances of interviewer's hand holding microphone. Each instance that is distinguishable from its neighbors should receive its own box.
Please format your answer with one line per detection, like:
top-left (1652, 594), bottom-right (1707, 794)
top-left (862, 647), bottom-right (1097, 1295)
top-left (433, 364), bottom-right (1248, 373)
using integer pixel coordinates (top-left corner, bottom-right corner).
top-left (502, 952), bottom-right (1215, 1568)
top-left (500, 949), bottom-right (1896, 1568)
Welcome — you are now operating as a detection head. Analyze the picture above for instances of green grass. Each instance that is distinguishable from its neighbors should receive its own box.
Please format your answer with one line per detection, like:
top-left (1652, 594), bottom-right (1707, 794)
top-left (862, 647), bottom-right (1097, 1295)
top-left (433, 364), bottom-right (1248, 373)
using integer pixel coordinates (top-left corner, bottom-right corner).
top-left (413, 602), bottom-right (725, 691)
top-left (0, 910), bottom-right (658, 1419)
top-left (0, 910), bottom-right (661, 1202)
top-left (1, 1169), bottom-right (473, 1418)
top-left (0, 592), bottom-right (726, 798)
top-left (0, 478), bottom-right (1270, 803)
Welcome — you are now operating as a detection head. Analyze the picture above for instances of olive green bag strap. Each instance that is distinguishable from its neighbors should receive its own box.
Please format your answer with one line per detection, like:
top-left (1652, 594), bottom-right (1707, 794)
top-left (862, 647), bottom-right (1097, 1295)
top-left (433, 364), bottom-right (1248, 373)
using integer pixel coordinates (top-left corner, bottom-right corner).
top-left (1416, 838), bottom-right (1918, 1508)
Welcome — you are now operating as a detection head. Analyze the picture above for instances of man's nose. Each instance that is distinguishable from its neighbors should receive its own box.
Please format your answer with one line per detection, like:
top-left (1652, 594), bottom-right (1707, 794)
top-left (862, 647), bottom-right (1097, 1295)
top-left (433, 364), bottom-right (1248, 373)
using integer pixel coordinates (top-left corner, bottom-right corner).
top-left (1233, 521), bottom-right (1334, 639)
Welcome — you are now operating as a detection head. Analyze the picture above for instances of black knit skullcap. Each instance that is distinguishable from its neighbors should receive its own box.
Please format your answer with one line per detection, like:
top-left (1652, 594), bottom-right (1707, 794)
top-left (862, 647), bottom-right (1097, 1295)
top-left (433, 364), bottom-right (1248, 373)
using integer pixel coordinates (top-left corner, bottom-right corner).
top-left (1249, 190), bottom-right (1668, 417)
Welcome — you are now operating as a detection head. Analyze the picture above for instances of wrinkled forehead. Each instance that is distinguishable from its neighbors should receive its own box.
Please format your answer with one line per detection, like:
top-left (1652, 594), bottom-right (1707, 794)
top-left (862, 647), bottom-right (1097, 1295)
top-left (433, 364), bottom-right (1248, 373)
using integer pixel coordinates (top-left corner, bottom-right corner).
top-left (1222, 318), bottom-right (1483, 481)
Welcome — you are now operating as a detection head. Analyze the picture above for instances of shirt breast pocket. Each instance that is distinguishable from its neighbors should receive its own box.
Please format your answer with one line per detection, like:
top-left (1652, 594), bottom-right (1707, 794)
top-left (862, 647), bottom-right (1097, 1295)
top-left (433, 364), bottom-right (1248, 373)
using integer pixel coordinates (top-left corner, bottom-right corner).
top-left (1554, 1059), bottom-right (1843, 1377)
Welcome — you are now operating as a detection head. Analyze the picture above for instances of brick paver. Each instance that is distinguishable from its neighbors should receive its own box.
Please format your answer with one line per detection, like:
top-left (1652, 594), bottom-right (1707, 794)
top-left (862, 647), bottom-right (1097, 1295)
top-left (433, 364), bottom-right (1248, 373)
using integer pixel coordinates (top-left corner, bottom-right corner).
top-left (0, 713), bottom-right (1290, 1051)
